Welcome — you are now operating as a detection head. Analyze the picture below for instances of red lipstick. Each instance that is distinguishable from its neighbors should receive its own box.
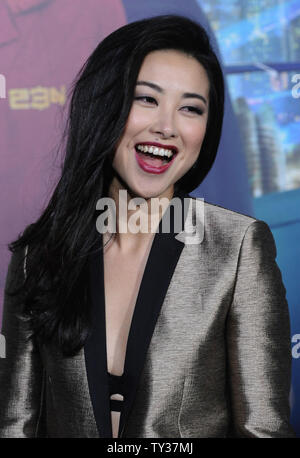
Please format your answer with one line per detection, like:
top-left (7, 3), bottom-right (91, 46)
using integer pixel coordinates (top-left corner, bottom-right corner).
top-left (134, 142), bottom-right (178, 174)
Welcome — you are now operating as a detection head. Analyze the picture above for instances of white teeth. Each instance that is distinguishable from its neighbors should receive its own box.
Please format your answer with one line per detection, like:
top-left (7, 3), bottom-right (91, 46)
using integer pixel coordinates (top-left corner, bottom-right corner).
top-left (136, 144), bottom-right (174, 158)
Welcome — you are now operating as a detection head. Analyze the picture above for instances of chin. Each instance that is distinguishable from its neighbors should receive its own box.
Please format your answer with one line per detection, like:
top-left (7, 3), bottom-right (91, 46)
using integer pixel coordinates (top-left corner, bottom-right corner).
top-left (131, 189), bottom-right (160, 200)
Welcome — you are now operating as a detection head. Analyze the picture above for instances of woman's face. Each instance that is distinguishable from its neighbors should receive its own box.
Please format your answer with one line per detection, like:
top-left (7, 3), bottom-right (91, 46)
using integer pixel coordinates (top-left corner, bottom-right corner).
top-left (111, 49), bottom-right (210, 200)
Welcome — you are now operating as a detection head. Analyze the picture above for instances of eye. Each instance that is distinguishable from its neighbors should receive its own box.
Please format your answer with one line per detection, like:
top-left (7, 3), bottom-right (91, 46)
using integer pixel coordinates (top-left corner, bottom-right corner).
top-left (134, 96), bottom-right (157, 105)
top-left (181, 106), bottom-right (204, 115)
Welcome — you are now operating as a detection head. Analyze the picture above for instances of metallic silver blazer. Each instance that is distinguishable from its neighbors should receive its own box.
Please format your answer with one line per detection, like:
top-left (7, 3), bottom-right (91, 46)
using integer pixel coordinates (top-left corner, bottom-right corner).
top-left (0, 194), bottom-right (296, 437)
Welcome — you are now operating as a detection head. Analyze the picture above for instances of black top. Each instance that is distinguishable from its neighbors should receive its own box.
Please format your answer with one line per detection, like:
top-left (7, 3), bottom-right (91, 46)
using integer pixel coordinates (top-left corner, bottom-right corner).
top-left (108, 372), bottom-right (124, 412)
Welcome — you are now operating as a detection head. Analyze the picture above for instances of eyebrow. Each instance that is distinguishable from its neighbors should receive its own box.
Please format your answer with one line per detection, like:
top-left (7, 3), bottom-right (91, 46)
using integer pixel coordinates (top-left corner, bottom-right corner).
top-left (136, 80), bottom-right (208, 105)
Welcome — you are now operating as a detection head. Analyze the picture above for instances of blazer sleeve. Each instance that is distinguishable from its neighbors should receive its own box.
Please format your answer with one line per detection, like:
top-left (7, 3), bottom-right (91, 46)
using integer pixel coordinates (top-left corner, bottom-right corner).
top-left (0, 247), bottom-right (45, 437)
top-left (226, 220), bottom-right (296, 437)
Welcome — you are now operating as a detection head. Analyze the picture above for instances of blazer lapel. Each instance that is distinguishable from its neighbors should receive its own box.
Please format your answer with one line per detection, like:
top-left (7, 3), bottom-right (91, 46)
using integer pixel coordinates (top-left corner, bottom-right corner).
top-left (84, 245), bottom-right (112, 437)
top-left (84, 190), bottom-right (190, 438)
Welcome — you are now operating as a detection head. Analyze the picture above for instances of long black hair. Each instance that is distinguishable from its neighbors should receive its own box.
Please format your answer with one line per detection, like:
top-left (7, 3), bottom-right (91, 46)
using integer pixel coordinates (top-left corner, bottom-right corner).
top-left (7, 15), bottom-right (224, 356)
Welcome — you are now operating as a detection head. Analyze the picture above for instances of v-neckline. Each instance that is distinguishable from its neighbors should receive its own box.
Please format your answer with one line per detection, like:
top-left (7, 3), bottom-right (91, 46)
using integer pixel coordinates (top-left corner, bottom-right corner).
top-left (84, 189), bottom-right (191, 438)
top-left (103, 232), bottom-right (156, 438)
top-left (102, 230), bottom-right (156, 380)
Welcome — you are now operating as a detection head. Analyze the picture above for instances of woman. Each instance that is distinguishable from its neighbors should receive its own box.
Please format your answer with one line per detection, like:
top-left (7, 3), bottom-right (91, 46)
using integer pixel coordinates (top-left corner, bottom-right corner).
top-left (0, 15), bottom-right (296, 438)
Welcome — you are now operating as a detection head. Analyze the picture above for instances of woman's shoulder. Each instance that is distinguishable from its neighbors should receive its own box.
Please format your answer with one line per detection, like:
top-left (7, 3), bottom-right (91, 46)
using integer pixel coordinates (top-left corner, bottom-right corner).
top-left (187, 195), bottom-right (255, 221)
top-left (202, 198), bottom-right (256, 222)
top-left (186, 195), bottom-right (270, 238)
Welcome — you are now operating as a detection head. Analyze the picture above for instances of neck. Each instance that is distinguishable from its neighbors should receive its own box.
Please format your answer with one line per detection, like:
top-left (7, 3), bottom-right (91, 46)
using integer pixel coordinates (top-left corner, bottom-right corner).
top-left (104, 178), bottom-right (174, 253)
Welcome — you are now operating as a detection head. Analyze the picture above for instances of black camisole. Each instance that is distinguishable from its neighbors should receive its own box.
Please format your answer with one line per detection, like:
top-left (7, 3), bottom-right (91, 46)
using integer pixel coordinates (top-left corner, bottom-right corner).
top-left (108, 372), bottom-right (124, 412)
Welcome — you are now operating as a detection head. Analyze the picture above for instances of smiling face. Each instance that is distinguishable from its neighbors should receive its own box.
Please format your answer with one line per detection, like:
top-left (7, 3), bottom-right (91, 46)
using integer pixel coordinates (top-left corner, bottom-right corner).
top-left (110, 49), bottom-right (210, 200)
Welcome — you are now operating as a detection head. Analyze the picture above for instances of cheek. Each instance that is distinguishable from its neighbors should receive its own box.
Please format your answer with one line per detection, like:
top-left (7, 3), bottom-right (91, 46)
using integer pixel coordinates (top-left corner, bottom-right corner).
top-left (184, 122), bottom-right (207, 154)
top-left (125, 107), bottom-right (149, 137)
top-left (112, 114), bottom-right (141, 162)
top-left (112, 110), bottom-right (148, 166)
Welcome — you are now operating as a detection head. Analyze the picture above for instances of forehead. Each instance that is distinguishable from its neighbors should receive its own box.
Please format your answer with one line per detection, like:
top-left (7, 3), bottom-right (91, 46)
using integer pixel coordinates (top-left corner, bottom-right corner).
top-left (137, 49), bottom-right (210, 94)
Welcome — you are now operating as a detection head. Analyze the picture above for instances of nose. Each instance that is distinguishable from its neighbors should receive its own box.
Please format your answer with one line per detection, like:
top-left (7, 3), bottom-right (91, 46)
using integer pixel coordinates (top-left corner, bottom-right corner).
top-left (149, 107), bottom-right (178, 139)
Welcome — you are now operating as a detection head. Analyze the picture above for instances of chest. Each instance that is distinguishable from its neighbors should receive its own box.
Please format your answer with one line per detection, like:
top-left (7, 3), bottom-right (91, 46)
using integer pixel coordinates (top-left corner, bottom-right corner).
top-left (103, 241), bottom-right (153, 375)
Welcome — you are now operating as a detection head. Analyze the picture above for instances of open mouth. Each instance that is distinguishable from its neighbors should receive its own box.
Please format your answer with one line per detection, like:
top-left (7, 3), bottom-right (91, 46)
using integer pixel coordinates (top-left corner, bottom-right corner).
top-left (135, 144), bottom-right (177, 166)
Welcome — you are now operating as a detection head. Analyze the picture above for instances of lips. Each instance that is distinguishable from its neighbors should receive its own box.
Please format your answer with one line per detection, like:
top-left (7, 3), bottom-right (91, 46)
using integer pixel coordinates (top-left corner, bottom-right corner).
top-left (134, 142), bottom-right (178, 174)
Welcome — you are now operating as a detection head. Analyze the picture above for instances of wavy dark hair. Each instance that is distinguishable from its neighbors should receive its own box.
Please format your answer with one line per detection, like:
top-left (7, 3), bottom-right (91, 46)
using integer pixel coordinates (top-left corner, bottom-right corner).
top-left (7, 15), bottom-right (224, 356)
